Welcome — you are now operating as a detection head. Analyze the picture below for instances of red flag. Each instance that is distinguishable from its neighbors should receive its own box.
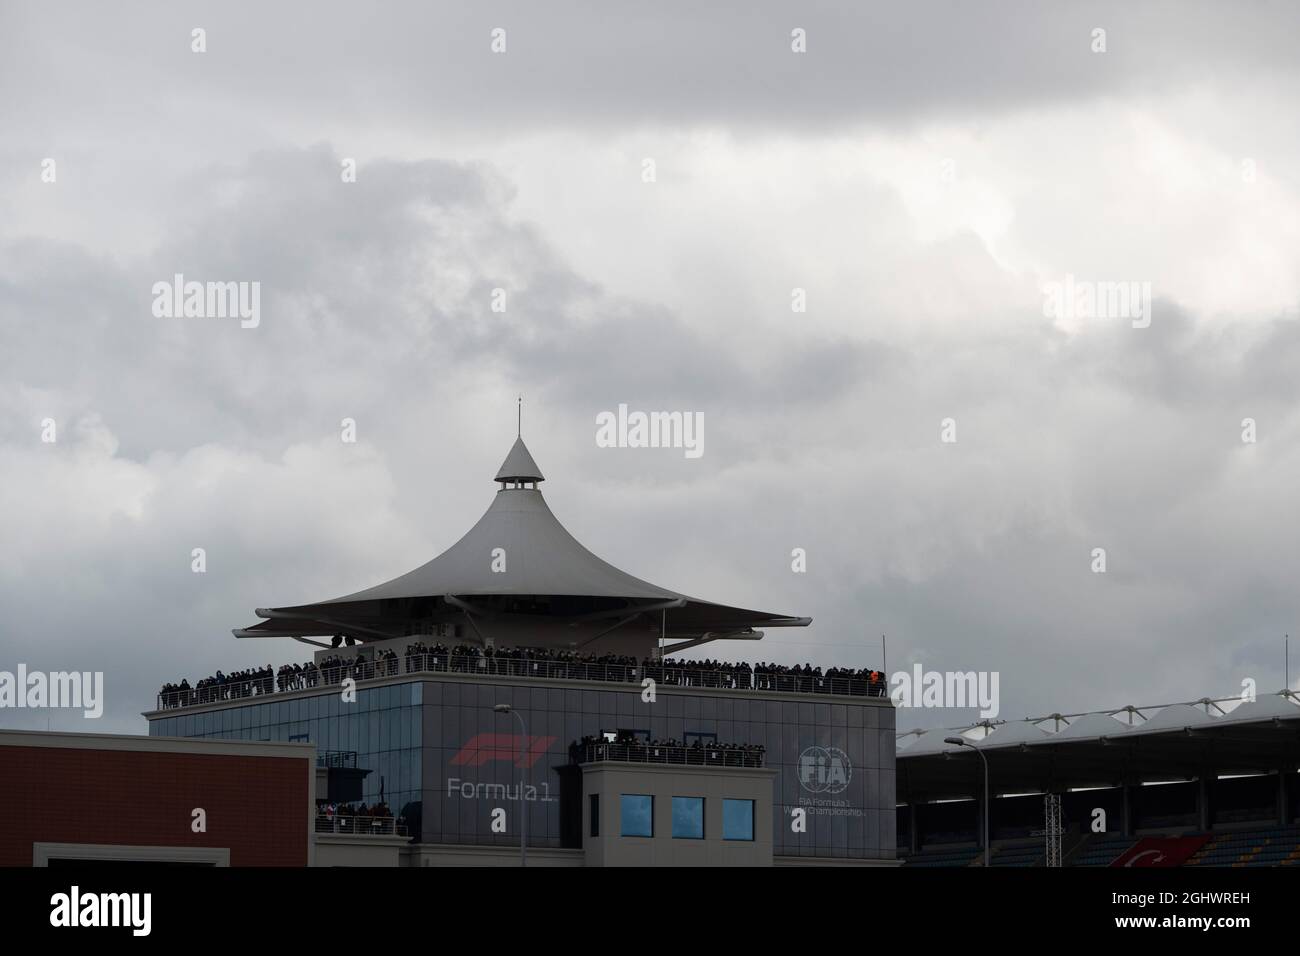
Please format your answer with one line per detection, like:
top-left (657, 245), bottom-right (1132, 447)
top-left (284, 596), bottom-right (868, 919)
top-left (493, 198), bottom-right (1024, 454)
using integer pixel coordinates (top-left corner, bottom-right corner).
top-left (1110, 836), bottom-right (1209, 867)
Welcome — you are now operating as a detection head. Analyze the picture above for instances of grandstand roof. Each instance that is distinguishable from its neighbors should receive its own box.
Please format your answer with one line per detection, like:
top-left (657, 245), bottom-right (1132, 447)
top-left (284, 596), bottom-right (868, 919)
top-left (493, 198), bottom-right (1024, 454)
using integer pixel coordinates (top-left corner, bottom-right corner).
top-left (1217, 692), bottom-right (1300, 724)
top-left (975, 719), bottom-right (1052, 749)
top-left (898, 727), bottom-right (966, 756)
top-left (1049, 712), bottom-right (1133, 741)
top-left (233, 435), bottom-right (811, 645)
top-left (898, 691), bottom-right (1300, 802)
top-left (1132, 702), bottom-right (1217, 734)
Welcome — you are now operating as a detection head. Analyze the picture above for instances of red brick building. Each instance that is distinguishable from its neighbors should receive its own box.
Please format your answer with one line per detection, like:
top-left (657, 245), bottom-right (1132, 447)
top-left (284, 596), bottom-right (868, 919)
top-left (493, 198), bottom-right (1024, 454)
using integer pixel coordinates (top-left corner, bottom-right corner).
top-left (0, 730), bottom-right (314, 866)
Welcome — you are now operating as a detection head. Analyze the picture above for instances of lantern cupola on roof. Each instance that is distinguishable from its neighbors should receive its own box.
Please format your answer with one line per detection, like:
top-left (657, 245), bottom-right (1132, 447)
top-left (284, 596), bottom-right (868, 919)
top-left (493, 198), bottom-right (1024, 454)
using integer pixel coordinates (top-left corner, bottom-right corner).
top-left (495, 396), bottom-right (544, 488)
top-left (495, 436), bottom-right (544, 487)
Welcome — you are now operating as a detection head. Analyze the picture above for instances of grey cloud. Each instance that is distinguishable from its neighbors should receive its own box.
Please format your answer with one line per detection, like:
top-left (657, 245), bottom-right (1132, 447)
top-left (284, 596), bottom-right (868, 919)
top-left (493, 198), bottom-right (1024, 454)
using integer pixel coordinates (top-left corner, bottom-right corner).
top-left (1, 6), bottom-right (1299, 737)
top-left (4, 1), bottom-right (1300, 140)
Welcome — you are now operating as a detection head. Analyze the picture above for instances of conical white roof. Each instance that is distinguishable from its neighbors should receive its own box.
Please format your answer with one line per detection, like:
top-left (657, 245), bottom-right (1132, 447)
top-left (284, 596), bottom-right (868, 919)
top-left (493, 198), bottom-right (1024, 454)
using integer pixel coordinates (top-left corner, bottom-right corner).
top-left (325, 486), bottom-right (677, 602)
top-left (495, 437), bottom-right (545, 483)
top-left (235, 435), bottom-right (811, 641)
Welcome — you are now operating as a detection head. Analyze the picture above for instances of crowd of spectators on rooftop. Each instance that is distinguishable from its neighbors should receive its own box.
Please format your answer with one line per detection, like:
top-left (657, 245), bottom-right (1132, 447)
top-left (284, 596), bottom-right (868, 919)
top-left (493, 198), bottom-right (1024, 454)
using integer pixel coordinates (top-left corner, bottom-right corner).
top-left (571, 732), bottom-right (767, 768)
top-left (404, 642), bottom-right (641, 680)
top-left (276, 662), bottom-right (319, 691)
top-left (314, 800), bottom-right (407, 835)
top-left (159, 665), bottom-right (275, 707)
top-left (159, 641), bottom-right (886, 708)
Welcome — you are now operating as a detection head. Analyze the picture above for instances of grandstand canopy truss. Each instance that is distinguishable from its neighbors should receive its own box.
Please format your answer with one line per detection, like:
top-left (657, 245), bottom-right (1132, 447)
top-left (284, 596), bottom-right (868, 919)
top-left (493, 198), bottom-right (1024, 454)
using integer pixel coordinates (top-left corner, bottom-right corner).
top-left (897, 692), bottom-right (1300, 803)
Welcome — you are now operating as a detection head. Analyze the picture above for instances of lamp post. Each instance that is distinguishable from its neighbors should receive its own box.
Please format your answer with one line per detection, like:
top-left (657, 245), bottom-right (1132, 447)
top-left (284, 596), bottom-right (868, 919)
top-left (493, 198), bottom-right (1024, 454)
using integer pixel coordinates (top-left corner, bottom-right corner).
top-left (945, 736), bottom-right (990, 868)
top-left (494, 703), bottom-right (527, 867)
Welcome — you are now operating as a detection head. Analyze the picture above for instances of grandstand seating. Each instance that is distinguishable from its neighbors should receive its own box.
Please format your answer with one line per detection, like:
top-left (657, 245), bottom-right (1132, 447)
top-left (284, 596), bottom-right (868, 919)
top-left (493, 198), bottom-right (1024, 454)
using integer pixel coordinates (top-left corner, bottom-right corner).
top-left (1065, 832), bottom-right (1135, 867)
top-left (898, 816), bottom-right (1300, 868)
top-left (901, 823), bottom-right (1300, 866)
top-left (988, 839), bottom-right (1044, 867)
top-left (1186, 824), bottom-right (1300, 867)
top-left (900, 845), bottom-right (981, 867)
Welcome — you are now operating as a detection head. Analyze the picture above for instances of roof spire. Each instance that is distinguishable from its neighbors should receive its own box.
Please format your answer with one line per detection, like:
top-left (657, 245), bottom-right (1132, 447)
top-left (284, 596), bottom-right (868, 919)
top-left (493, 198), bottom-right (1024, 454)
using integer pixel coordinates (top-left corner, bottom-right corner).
top-left (517, 394), bottom-right (522, 438)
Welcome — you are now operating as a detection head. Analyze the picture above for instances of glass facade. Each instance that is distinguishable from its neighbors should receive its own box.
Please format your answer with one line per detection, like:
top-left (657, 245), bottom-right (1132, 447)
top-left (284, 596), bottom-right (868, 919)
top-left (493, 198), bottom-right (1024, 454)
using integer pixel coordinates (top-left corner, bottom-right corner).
top-left (149, 682), bottom-right (424, 831)
top-left (149, 674), bottom-right (895, 859)
top-left (422, 677), bottom-right (893, 857)
top-left (672, 796), bottom-right (705, 839)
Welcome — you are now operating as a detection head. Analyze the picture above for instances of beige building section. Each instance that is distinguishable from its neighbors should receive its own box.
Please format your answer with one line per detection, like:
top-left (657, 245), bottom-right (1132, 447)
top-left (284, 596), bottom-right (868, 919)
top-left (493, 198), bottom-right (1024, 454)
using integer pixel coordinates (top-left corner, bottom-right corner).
top-left (581, 763), bottom-right (776, 866)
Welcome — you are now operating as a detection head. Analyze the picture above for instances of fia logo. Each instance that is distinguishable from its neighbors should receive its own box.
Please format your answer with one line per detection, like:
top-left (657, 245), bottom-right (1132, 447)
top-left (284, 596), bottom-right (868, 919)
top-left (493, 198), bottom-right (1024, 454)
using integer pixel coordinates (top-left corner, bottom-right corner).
top-left (797, 746), bottom-right (851, 794)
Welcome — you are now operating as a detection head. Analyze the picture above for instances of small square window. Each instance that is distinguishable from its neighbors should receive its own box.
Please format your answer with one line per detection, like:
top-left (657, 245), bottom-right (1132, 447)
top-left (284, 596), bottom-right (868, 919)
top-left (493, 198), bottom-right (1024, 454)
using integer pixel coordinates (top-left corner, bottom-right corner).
top-left (590, 794), bottom-right (600, 837)
top-left (723, 799), bottom-right (754, 841)
top-left (672, 797), bottom-right (704, 839)
top-left (620, 794), bottom-right (653, 837)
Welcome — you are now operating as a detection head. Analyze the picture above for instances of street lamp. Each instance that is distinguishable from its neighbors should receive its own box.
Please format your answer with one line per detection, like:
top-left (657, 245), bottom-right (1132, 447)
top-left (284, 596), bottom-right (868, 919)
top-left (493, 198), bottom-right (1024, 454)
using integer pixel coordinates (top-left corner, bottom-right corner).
top-left (945, 736), bottom-right (990, 868)
top-left (494, 703), bottom-right (527, 867)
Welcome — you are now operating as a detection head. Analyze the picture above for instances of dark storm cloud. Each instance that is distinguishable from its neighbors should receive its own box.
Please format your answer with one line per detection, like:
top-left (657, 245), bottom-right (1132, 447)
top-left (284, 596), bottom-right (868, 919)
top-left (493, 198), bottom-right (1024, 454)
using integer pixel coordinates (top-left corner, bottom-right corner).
top-left (0, 144), bottom-right (896, 732)
top-left (1, 143), bottom-right (882, 461)
top-left (1, 3), bottom-right (1298, 739)
top-left (2, 134), bottom-right (1298, 733)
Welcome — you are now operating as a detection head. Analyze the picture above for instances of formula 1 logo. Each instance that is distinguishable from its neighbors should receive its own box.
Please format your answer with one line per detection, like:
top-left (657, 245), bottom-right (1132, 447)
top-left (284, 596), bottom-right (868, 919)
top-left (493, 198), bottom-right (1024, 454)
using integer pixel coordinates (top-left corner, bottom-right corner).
top-left (450, 733), bottom-right (555, 769)
top-left (798, 746), bottom-right (851, 794)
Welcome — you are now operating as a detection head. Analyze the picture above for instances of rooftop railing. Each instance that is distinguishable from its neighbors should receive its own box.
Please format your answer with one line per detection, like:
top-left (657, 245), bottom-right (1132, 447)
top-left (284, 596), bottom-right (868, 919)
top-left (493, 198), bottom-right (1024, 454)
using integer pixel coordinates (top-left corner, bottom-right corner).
top-left (314, 814), bottom-right (408, 837)
top-left (316, 750), bottom-right (358, 769)
top-left (573, 740), bottom-right (766, 768)
top-left (157, 652), bottom-right (888, 711)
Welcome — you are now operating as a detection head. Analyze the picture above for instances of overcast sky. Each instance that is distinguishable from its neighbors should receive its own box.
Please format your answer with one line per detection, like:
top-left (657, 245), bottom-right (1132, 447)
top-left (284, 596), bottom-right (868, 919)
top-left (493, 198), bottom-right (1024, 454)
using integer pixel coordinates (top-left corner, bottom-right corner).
top-left (2, 1), bottom-right (1298, 735)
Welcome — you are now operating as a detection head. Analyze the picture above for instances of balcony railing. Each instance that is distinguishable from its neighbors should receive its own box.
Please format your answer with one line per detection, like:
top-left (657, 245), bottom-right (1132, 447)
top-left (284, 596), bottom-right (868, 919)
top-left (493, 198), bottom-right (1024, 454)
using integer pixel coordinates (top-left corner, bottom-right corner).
top-left (317, 750), bottom-right (358, 769)
top-left (158, 653), bottom-right (888, 710)
top-left (573, 741), bottom-right (766, 768)
top-left (314, 814), bottom-right (408, 837)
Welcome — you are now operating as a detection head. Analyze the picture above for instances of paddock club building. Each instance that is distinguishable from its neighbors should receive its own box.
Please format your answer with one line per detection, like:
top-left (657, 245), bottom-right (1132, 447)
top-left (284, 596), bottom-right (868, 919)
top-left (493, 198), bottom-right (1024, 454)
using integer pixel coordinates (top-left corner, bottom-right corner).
top-left (146, 436), bottom-right (897, 866)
